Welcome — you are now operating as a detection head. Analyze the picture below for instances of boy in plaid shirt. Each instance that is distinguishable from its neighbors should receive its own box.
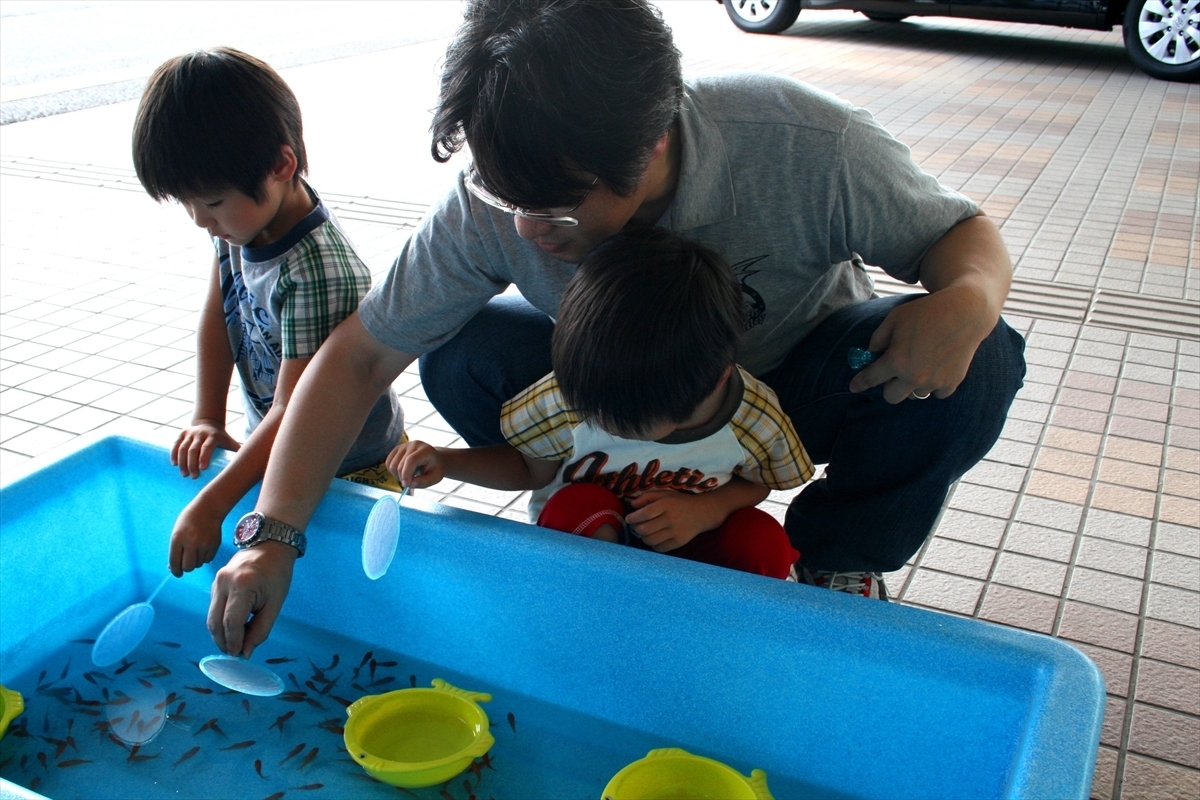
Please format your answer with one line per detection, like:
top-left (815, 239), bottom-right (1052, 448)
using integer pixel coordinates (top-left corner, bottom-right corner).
top-left (389, 229), bottom-right (810, 579)
top-left (133, 48), bottom-right (404, 578)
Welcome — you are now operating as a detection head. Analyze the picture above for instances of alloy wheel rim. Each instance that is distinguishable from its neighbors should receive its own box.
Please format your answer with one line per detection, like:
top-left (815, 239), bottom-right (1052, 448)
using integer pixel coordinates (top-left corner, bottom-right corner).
top-left (1138, 0), bottom-right (1200, 65)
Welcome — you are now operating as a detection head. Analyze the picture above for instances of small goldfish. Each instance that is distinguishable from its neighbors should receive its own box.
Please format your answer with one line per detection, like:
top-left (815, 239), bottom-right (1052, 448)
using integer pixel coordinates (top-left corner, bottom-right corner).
top-left (56, 759), bottom-right (92, 768)
top-left (507, 712), bottom-right (516, 734)
top-left (219, 740), bottom-right (256, 751)
top-left (255, 759), bottom-right (269, 779)
top-left (279, 742), bottom-right (306, 765)
top-left (270, 711), bottom-right (295, 734)
top-left (172, 746), bottom-right (200, 768)
top-left (299, 747), bottom-right (319, 770)
top-left (265, 657), bottom-right (298, 664)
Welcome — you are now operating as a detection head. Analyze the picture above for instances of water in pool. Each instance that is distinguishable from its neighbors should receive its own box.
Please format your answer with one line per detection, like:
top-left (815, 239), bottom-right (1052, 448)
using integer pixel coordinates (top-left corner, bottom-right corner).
top-left (0, 582), bottom-right (831, 800)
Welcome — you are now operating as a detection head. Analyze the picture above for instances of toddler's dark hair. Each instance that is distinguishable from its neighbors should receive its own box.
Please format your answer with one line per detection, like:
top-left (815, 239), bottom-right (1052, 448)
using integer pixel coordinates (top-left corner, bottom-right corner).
top-left (552, 228), bottom-right (742, 438)
top-left (132, 47), bottom-right (307, 202)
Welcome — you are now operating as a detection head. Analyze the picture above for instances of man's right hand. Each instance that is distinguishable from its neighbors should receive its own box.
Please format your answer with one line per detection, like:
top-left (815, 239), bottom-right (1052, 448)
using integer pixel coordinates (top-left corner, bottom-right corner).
top-left (207, 540), bottom-right (296, 658)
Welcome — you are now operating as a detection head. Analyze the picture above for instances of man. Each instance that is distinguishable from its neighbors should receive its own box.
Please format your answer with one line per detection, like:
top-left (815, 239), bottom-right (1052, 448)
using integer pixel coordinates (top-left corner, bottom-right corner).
top-left (207, 0), bottom-right (1025, 657)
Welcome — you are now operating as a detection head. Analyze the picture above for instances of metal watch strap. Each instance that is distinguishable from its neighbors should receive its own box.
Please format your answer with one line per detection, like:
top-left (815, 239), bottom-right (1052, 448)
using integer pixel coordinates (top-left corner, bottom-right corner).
top-left (259, 516), bottom-right (306, 558)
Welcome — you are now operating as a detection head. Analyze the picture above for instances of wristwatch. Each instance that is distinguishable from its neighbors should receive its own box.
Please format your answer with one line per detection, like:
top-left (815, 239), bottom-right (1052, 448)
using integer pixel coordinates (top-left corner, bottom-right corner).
top-left (233, 512), bottom-right (307, 558)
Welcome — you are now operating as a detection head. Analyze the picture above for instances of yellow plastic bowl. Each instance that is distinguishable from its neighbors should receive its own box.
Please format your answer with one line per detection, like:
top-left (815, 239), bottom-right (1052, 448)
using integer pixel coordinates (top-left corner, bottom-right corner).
top-left (344, 678), bottom-right (494, 788)
top-left (602, 748), bottom-right (773, 800)
top-left (0, 685), bottom-right (24, 738)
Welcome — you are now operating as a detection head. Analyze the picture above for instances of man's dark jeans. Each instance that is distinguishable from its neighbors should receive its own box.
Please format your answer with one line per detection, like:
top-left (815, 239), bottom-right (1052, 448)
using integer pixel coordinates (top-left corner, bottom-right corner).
top-left (420, 293), bottom-right (1027, 572)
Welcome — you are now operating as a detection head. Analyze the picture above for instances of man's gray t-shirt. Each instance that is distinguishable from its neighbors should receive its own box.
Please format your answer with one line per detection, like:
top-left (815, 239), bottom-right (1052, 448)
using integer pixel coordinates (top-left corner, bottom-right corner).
top-left (359, 73), bottom-right (978, 377)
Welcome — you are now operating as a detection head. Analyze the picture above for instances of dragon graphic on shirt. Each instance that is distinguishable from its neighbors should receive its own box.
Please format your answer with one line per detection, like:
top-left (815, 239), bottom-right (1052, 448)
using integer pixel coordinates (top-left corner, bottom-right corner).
top-left (730, 254), bottom-right (768, 330)
top-left (220, 261), bottom-right (280, 414)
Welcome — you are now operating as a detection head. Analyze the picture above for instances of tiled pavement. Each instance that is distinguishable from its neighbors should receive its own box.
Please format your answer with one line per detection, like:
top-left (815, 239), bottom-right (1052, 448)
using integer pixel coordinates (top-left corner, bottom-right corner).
top-left (1, 5), bottom-right (1198, 798)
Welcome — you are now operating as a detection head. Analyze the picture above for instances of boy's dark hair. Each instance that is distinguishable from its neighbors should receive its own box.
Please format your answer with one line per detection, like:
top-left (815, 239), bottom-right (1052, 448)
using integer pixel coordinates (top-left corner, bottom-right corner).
top-left (132, 47), bottom-right (307, 203)
top-left (432, 0), bottom-right (683, 210)
top-left (552, 229), bottom-right (742, 438)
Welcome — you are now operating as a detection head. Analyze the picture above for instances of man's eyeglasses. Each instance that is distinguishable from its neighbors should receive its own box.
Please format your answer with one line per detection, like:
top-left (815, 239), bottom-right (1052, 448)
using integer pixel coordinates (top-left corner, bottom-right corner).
top-left (464, 169), bottom-right (598, 227)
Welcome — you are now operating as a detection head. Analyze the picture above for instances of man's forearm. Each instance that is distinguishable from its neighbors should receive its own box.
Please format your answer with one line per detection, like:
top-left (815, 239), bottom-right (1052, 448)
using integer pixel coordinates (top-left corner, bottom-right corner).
top-left (256, 313), bottom-right (414, 530)
top-left (918, 213), bottom-right (1012, 334)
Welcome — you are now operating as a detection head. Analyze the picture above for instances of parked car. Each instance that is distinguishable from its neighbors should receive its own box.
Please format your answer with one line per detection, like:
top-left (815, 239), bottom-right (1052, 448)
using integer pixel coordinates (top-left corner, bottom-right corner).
top-left (719, 0), bottom-right (1199, 81)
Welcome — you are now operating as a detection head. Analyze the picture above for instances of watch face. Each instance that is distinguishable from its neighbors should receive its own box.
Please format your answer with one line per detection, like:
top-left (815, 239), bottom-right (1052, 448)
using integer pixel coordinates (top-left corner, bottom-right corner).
top-left (234, 513), bottom-right (262, 547)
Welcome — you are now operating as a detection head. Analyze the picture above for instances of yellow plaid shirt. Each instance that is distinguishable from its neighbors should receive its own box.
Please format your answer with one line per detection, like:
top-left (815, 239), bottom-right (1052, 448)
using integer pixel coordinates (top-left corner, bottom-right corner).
top-left (501, 366), bottom-right (813, 493)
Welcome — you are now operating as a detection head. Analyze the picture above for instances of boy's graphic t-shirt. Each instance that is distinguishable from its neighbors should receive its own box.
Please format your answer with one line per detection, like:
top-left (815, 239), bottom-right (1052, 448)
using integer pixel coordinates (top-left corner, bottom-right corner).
top-left (216, 187), bottom-right (404, 473)
top-left (501, 366), bottom-right (814, 521)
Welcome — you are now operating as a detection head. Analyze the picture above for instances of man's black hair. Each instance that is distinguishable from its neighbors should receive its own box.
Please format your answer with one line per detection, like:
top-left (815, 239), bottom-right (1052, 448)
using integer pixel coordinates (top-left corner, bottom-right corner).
top-left (132, 47), bottom-right (307, 203)
top-left (552, 228), bottom-right (743, 439)
top-left (432, 0), bottom-right (683, 210)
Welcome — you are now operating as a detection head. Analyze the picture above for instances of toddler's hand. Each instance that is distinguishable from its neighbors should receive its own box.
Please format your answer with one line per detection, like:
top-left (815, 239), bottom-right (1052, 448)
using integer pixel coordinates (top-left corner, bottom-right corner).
top-left (385, 441), bottom-right (445, 488)
top-left (172, 420), bottom-right (240, 478)
top-left (626, 490), bottom-right (722, 552)
top-left (169, 498), bottom-right (224, 577)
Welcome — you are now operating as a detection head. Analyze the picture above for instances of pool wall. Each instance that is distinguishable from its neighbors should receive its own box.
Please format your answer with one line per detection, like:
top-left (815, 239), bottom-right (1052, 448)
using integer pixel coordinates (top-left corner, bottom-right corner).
top-left (0, 434), bottom-right (1105, 799)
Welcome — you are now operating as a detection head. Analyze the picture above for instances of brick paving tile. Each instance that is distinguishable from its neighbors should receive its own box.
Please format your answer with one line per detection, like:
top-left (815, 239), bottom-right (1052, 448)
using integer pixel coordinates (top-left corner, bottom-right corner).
top-left (1076, 536), bottom-right (1148, 580)
top-left (948, 483), bottom-right (1018, 519)
top-left (1084, 509), bottom-right (1154, 547)
top-left (1152, 551), bottom-right (1200, 592)
top-left (917, 537), bottom-right (996, 580)
top-left (1146, 584), bottom-right (1200, 629)
top-left (1003, 522), bottom-right (1077, 562)
top-left (1099, 696), bottom-right (1128, 749)
top-left (902, 569), bottom-right (983, 616)
top-left (1069, 567), bottom-right (1146, 615)
top-left (994, 552), bottom-right (1070, 596)
top-left (1025, 469), bottom-right (1091, 504)
top-left (1109, 415), bottom-right (1169, 444)
top-left (1091, 483), bottom-right (1158, 519)
top-left (1080, 640), bottom-right (1137, 699)
top-left (1158, 495), bottom-right (1200, 527)
top-left (1058, 602), bottom-right (1140, 653)
top-left (1135, 659), bottom-right (1200, 716)
top-left (978, 584), bottom-right (1059, 633)
top-left (1065, 371), bottom-right (1117, 395)
top-left (1162, 469), bottom-right (1199, 499)
top-left (933, 509), bottom-right (1007, 548)
top-left (1051, 404), bottom-right (1110, 434)
top-left (1119, 755), bottom-right (1200, 800)
top-left (1015, 495), bottom-right (1084, 532)
top-left (960, 458), bottom-right (1028, 492)
top-left (1128, 703), bottom-right (1200, 769)
top-left (1119, 379), bottom-right (1174, 404)
top-left (1096, 459), bottom-right (1162, 492)
top-left (1034, 446), bottom-right (1097, 479)
top-left (1104, 436), bottom-right (1164, 466)
top-left (1152, 520), bottom-right (1200, 556)
top-left (1140, 619), bottom-right (1200, 671)
top-left (1090, 746), bottom-right (1117, 800)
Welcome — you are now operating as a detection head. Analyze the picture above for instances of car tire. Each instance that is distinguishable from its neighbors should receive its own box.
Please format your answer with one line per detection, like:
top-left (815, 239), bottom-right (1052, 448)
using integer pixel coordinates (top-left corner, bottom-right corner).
top-left (724, 0), bottom-right (803, 34)
top-left (863, 12), bottom-right (909, 21)
top-left (1123, 0), bottom-right (1200, 81)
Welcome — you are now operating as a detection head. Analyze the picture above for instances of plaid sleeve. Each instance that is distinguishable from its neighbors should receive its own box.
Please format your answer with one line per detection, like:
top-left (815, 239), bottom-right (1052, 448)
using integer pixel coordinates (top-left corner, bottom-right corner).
top-left (730, 368), bottom-right (814, 490)
top-left (500, 374), bottom-right (578, 462)
top-left (277, 223), bottom-right (371, 359)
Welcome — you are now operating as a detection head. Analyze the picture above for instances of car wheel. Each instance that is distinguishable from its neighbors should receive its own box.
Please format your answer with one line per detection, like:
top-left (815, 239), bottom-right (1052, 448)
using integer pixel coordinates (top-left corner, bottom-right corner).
top-left (863, 12), bottom-right (909, 21)
top-left (1123, 0), bottom-right (1200, 81)
top-left (724, 0), bottom-right (803, 34)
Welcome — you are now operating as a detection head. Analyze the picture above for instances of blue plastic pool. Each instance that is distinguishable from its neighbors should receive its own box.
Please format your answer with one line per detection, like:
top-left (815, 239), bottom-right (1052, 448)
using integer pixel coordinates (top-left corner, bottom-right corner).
top-left (0, 434), bottom-right (1104, 799)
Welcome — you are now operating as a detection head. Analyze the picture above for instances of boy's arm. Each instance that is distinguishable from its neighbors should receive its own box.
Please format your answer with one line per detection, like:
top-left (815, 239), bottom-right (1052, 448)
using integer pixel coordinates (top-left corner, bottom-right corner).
top-left (173, 255), bottom-right (240, 478)
top-left (169, 355), bottom-right (312, 576)
top-left (389, 440), bottom-right (559, 492)
top-left (626, 476), bottom-right (770, 553)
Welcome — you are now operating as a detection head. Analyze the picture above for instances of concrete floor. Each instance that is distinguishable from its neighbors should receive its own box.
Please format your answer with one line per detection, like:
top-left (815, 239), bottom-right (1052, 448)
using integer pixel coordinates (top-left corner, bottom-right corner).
top-left (1, 3), bottom-right (1197, 798)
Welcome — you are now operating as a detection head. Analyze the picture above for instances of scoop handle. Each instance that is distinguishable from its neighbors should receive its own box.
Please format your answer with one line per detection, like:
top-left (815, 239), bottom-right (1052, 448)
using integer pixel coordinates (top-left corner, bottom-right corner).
top-left (145, 574), bottom-right (172, 605)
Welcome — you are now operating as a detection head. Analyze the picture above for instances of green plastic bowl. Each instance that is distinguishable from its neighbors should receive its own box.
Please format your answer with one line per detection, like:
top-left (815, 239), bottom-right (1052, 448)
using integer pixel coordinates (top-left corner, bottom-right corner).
top-left (603, 748), bottom-right (773, 800)
top-left (344, 678), bottom-right (494, 788)
top-left (0, 685), bottom-right (24, 738)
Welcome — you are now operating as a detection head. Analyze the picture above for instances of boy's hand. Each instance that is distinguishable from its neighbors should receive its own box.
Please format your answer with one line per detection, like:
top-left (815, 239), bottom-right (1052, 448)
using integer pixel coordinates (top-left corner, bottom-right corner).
top-left (169, 498), bottom-right (224, 577)
top-left (385, 440), bottom-right (444, 488)
top-left (626, 490), bottom-right (723, 552)
top-left (172, 420), bottom-right (241, 478)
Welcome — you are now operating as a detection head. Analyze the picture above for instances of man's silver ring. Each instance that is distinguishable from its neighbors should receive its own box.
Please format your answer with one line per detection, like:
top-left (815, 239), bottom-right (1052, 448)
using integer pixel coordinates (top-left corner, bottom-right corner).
top-left (910, 390), bottom-right (931, 400)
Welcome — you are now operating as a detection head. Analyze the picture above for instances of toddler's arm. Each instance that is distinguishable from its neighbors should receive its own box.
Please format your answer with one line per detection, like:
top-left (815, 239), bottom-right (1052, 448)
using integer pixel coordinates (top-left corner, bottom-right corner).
top-left (387, 440), bottom-right (559, 492)
top-left (626, 477), bottom-right (770, 553)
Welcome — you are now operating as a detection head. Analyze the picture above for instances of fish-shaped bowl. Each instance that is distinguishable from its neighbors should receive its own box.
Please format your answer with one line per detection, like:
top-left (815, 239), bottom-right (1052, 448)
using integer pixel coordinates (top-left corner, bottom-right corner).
top-left (602, 748), bottom-right (773, 800)
top-left (344, 678), bottom-right (494, 788)
top-left (0, 684), bottom-right (23, 738)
